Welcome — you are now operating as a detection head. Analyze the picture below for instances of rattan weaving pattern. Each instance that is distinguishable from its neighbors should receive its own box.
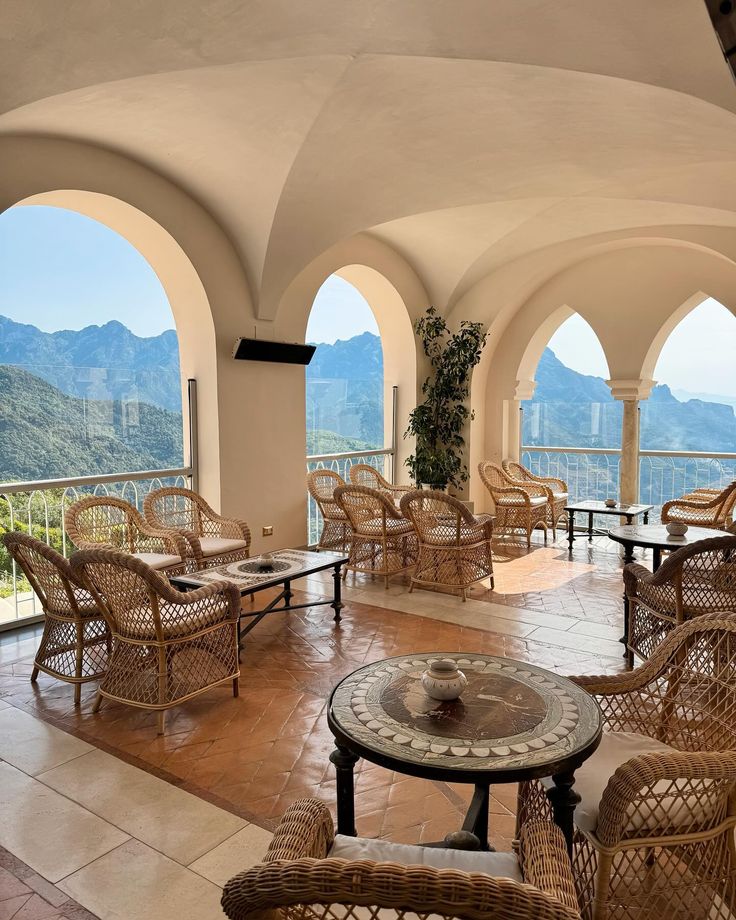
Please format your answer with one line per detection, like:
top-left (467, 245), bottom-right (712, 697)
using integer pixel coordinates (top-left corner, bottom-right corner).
top-left (503, 460), bottom-right (568, 535)
top-left (661, 481), bottom-right (736, 530)
top-left (478, 462), bottom-right (549, 548)
top-left (400, 490), bottom-right (494, 599)
top-left (349, 464), bottom-right (413, 499)
top-left (307, 470), bottom-right (352, 552)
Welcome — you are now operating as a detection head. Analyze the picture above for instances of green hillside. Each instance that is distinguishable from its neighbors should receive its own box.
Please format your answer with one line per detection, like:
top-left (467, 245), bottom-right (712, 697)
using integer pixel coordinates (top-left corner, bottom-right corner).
top-left (0, 365), bottom-right (183, 481)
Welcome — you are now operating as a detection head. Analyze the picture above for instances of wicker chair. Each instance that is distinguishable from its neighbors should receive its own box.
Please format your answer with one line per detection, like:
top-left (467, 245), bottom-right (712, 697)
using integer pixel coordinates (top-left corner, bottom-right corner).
top-left (70, 548), bottom-right (240, 734)
top-left (624, 535), bottom-right (736, 665)
top-left (349, 464), bottom-right (413, 500)
top-left (661, 480), bottom-right (736, 530)
top-left (222, 798), bottom-right (580, 920)
top-left (517, 614), bottom-right (736, 920)
top-left (307, 469), bottom-right (351, 552)
top-left (143, 487), bottom-right (250, 569)
top-left (478, 462), bottom-right (549, 548)
top-left (502, 459), bottom-right (568, 535)
top-left (2, 532), bottom-right (108, 706)
top-left (334, 485), bottom-right (418, 587)
top-left (399, 490), bottom-right (494, 600)
top-left (65, 496), bottom-right (188, 574)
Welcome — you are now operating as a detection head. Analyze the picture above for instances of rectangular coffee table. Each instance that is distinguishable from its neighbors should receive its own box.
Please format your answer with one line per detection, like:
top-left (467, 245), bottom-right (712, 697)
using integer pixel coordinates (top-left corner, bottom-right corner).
top-left (565, 500), bottom-right (653, 552)
top-left (170, 548), bottom-right (348, 652)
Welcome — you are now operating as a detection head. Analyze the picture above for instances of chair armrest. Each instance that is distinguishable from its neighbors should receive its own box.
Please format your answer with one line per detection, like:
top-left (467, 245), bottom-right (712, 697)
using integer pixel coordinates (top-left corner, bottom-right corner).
top-left (264, 799), bottom-right (334, 862)
top-left (596, 750), bottom-right (736, 847)
top-left (622, 562), bottom-right (652, 598)
top-left (159, 578), bottom-right (241, 617)
top-left (222, 857), bottom-right (580, 920)
top-left (663, 495), bottom-right (720, 513)
top-left (203, 511), bottom-right (251, 545)
top-left (133, 521), bottom-right (189, 559)
top-left (533, 475), bottom-right (567, 492)
top-left (518, 821), bottom-right (579, 913)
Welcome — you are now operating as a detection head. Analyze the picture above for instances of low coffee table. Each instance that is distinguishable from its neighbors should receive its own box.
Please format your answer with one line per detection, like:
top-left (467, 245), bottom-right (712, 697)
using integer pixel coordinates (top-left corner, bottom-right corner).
top-left (565, 500), bottom-right (653, 551)
top-left (171, 548), bottom-right (348, 652)
top-left (327, 653), bottom-right (602, 855)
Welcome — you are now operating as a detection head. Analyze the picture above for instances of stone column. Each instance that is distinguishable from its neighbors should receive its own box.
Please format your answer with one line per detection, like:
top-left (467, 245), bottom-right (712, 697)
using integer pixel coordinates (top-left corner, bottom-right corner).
top-left (606, 379), bottom-right (655, 506)
top-left (507, 380), bottom-right (536, 462)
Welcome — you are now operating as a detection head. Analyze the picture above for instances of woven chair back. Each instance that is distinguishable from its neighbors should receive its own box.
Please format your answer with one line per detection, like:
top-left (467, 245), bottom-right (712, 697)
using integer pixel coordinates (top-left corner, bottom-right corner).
top-left (680, 536), bottom-right (736, 612)
top-left (307, 470), bottom-right (346, 517)
top-left (718, 481), bottom-right (736, 524)
top-left (349, 464), bottom-right (391, 491)
top-left (65, 496), bottom-right (143, 552)
top-left (145, 487), bottom-right (202, 535)
top-left (502, 460), bottom-right (532, 482)
top-left (478, 461), bottom-right (511, 493)
top-left (400, 490), bottom-right (476, 543)
top-left (624, 614), bottom-right (736, 754)
top-left (2, 531), bottom-right (80, 616)
top-left (70, 549), bottom-right (174, 640)
top-left (334, 485), bottom-right (399, 531)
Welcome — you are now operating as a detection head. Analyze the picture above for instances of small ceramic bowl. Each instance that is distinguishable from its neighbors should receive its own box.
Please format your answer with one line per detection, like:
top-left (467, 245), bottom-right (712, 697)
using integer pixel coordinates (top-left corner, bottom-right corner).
top-left (666, 522), bottom-right (689, 536)
top-left (604, 498), bottom-right (617, 508)
top-left (421, 659), bottom-right (467, 701)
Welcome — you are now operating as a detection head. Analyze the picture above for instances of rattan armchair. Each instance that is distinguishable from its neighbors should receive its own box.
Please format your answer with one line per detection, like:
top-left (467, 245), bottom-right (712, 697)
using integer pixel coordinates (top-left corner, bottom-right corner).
top-left (517, 614), bottom-right (736, 920)
top-left (222, 798), bottom-right (580, 920)
top-left (400, 490), bottom-right (494, 599)
top-left (2, 532), bottom-right (108, 706)
top-left (349, 463), bottom-right (413, 499)
top-left (478, 462), bottom-right (549, 548)
top-left (144, 486), bottom-right (250, 569)
top-left (502, 460), bottom-right (568, 535)
top-left (70, 548), bottom-right (240, 734)
top-left (624, 534), bottom-right (736, 665)
top-left (661, 480), bottom-right (736, 530)
top-left (307, 469), bottom-right (351, 552)
top-left (334, 484), bottom-right (418, 587)
top-left (65, 496), bottom-right (188, 574)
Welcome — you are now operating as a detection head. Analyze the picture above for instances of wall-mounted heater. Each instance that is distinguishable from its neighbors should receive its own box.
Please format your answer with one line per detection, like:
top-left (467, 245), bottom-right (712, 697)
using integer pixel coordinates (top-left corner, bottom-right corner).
top-left (232, 338), bottom-right (316, 365)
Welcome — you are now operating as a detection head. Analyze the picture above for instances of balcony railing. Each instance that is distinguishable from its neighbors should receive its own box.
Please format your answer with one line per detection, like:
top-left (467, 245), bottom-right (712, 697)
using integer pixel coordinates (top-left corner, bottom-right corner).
top-left (521, 447), bottom-right (621, 505)
top-left (522, 446), bottom-right (736, 522)
top-left (0, 467), bottom-right (192, 628)
top-left (639, 451), bottom-right (736, 521)
top-left (306, 448), bottom-right (393, 545)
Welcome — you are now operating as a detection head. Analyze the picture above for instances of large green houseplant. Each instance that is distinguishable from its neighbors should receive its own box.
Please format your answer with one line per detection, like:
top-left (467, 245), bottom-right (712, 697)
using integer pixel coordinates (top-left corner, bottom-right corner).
top-left (405, 306), bottom-right (487, 490)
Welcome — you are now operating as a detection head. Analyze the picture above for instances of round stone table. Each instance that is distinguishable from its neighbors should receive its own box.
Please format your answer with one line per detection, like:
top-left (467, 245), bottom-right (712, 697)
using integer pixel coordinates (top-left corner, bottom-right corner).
top-left (327, 653), bottom-right (602, 854)
top-left (608, 523), bottom-right (726, 570)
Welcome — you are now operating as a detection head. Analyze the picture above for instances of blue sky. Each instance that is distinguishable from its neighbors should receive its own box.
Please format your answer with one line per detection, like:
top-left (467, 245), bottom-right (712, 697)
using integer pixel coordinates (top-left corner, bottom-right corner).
top-left (2, 204), bottom-right (734, 398)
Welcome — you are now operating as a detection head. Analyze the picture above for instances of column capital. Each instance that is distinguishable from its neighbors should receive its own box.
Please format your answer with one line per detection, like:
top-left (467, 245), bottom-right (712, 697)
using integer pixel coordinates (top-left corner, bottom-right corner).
top-left (514, 379), bottom-right (537, 401)
top-left (605, 378), bottom-right (656, 401)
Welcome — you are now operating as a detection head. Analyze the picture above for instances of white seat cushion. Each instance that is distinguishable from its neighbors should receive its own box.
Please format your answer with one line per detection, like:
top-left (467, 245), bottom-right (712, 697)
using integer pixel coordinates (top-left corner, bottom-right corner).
top-left (541, 730), bottom-right (715, 835)
top-left (329, 835), bottom-right (522, 880)
top-left (496, 495), bottom-right (547, 507)
top-left (552, 492), bottom-right (568, 501)
top-left (198, 537), bottom-right (248, 557)
top-left (133, 552), bottom-right (182, 570)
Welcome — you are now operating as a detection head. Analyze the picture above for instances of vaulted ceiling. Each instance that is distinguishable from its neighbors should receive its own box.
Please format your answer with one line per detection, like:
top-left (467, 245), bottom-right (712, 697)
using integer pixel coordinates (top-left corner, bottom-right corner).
top-left (3, 0), bottom-right (736, 318)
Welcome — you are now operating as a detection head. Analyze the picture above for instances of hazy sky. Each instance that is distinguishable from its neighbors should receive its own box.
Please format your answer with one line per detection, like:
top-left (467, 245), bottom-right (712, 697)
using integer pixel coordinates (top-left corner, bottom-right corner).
top-left (548, 302), bottom-right (736, 397)
top-left (0, 205), bottom-right (173, 337)
top-left (2, 205), bottom-right (734, 396)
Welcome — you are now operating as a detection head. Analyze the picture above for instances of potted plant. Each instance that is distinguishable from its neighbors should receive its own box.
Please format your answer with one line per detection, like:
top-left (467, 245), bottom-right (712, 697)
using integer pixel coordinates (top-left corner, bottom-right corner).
top-left (405, 306), bottom-right (487, 490)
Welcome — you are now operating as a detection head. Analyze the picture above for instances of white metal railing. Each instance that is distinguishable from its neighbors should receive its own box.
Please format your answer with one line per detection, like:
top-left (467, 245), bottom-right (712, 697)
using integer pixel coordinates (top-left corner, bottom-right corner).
top-left (639, 451), bottom-right (736, 521)
top-left (306, 449), bottom-right (394, 546)
top-left (0, 466), bottom-right (192, 628)
top-left (521, 448), bottom-right (621, 504)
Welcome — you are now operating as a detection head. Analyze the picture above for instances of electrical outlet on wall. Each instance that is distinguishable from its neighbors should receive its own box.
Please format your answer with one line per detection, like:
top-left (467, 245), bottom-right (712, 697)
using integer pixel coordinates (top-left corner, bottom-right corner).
top-left (262, 525), bottom-right (273, 536)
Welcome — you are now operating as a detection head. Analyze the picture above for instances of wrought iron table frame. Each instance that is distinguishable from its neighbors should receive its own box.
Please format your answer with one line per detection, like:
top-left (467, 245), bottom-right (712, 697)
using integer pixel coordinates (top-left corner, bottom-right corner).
top-left (327, 675), bottom-right (601, 857)
top-left (565, 501), bottom-right (653, 552)
top-left (172, 551), bottom-right (347, 654)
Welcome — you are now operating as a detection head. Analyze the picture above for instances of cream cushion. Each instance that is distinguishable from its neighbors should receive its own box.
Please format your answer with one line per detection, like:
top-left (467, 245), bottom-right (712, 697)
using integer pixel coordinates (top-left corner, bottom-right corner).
top-left (495, 495), bottom-right (547, 508)
top-left (329, 835), bottom-right (522, 880)
top-left (552, 492), bottom-right (569, 502)
top-left (541, 730), bottom-right (716, 835)
top-left (133, 552), bottom-right (182, 570)
top-left (198, 537), bottom-right (248, 557)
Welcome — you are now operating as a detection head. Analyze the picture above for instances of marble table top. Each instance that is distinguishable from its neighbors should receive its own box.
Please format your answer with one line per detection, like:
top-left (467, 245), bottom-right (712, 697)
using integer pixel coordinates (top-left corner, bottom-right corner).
top-left (329, 653), bottom-right (602, 776)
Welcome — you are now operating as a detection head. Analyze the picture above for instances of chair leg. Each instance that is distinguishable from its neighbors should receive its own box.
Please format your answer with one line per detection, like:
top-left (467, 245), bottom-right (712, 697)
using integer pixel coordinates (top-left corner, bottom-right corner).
top-left (74, 620), bottom-right (84, 706)
top-left (74, 682), bottom-right (81, 707)
top-left (92, 690), bottom-right (103, 713)
top-left (157, 710), bottom-right (166, 735)
top-left (30, 665), bottom-right (39, 683)
top-left (232, 676), bottom-right (239, 697)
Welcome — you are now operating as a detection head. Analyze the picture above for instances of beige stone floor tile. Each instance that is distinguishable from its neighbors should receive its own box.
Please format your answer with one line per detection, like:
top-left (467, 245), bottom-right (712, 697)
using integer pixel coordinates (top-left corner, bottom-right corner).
top-left (526, 626), bottom-right (623, 659)
top-left (0, 761), bottom-right (128, 883)
top-left (0, 706), bottom-right (92, 775)
top-left (568, 619), bottom-right (623, 641)
top-left (38, 748), bottom-right (246, 865)
top-left (188, 824), bottom-right (274, 886)
top-left (58, 839), bottom-right (224, 920)
top-left (0, 699), bottom-right (11, 709)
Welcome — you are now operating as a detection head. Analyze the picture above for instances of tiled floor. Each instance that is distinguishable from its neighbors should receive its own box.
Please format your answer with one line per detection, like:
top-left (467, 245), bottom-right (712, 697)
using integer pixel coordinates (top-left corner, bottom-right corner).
top-left (0, 533), bottom-right (634, 919)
